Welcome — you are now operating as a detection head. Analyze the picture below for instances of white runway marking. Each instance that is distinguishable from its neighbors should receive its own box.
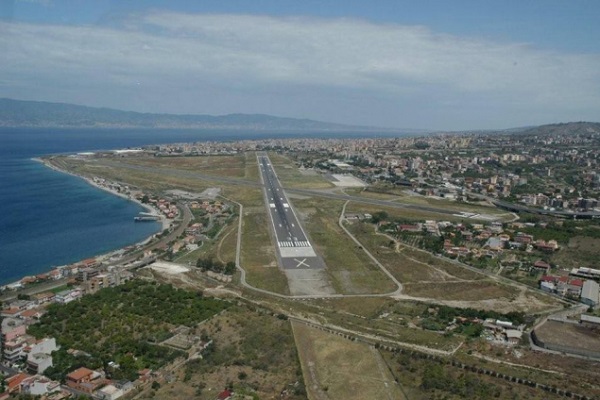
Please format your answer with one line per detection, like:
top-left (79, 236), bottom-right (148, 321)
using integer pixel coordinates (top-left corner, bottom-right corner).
top-left (294, 258), bottom-right (310, 268)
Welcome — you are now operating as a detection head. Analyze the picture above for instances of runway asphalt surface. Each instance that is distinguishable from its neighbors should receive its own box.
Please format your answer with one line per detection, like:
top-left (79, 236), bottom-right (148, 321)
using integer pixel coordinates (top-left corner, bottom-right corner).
top-left (257, 154), bottom-right (325, 270)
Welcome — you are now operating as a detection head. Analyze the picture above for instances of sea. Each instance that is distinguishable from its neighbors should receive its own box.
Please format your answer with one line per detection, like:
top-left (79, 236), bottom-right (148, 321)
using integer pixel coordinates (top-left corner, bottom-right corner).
top-left (0, 127), bottom-right (398, 286)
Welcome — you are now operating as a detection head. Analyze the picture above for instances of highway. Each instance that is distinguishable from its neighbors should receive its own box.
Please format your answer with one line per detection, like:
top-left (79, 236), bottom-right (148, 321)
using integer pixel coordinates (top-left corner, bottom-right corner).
top-left (257, 154), bottom-right (325, 270)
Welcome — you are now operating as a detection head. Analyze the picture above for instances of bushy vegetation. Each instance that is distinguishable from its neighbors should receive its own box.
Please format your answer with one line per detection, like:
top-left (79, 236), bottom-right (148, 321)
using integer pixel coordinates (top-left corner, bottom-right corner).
top-left (196, 257), bottom-right (236, 275)
top-left (421, 364), bottom-right (501, 398)
top-left (28, 280), bottom-right (228, 382)
top-left (182, 310), bottom-right (306, 399)
top-left (419, 305), bottom-right (525, 337)
top-left (519, 220), bottom-right (600, 244)
top-left (425, 305), bottom-right (525, 325)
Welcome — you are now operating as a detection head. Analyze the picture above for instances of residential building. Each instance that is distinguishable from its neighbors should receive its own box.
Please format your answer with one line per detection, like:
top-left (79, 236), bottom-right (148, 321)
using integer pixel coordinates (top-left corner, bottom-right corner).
top-left (20, 375), bottom-right (61, 396)
top-left (5, 373), bottom-right (30, 396)
top-left (24, 338), bottom-right (57, 374)
top-left (98, 384), bottom-right (124, 400)
top-left (54, 289), bottom-right (82, 304)
top-left (1, 318), bottom-right (26, 343)
top-left (65, 367), bottom-right (105, 394)
top-left (26, 353), bottom-right (52, 374)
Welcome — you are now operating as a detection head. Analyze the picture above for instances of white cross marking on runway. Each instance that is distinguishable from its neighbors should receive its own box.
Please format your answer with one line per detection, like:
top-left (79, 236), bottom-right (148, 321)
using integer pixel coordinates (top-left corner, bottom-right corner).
top-left (294, 258), bottom-right (310, 268)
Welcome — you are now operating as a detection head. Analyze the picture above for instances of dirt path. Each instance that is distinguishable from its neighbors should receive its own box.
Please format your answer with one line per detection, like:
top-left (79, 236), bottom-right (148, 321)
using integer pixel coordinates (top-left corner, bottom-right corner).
top-left (216, 218), bottom-right (238, 264)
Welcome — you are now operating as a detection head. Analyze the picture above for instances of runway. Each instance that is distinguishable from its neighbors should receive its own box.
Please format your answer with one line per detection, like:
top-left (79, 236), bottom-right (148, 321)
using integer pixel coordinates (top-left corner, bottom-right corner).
top-left (257, 154), bottom-right (325, 270)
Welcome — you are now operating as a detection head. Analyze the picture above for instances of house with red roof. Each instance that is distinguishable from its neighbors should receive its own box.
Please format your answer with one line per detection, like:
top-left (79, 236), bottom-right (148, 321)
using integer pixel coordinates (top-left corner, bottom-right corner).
top-left (65, 367), bottom-right (105, 394)
top-left (532, 260), bottom-right (551, 272)
top-left (217, 389), bottom-right (233, 400)
top-left (6, 373), bottom-right (30, 395)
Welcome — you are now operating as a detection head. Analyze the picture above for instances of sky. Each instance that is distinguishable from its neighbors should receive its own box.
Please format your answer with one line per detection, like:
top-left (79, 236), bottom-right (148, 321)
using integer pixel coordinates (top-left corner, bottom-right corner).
top-left (1, 0), bottom-right (599, 130)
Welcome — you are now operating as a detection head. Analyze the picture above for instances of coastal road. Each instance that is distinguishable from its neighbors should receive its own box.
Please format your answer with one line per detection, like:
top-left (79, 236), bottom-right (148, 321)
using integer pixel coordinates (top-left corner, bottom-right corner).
top-left (111, 202), bottom-right (193, 267)
top-left (0, 278), bottom-right (70, 302)
top-left (257, 153), bottom-right (325, 270)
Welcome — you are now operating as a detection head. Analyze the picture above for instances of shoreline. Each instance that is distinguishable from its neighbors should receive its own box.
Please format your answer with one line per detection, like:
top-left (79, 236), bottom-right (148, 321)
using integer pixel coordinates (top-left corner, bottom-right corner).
top-left (34, 157), bottom-right (170, 231)
top-left (0, 157), bottom-right (170, 289)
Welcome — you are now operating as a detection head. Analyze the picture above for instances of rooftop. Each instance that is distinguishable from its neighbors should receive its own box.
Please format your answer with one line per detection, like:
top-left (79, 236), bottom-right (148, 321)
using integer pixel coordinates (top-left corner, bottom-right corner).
top-left (67, 367), bottom-right (94, 381)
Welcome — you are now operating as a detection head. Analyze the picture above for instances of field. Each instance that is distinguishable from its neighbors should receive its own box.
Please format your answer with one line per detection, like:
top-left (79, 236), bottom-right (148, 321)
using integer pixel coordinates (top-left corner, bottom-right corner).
top-left (116, 154), bottom-right (250, 180)
top-left (381, 350), bottom-right (565, 400)
top-left (268, 152), bottom-right (334, 189)
top-left (293, 197), bottom-right (397, 294)
top-left (346, 221), bottom-right (482, 284)
top-left (141, 306), bottom-right (306, 400)
top-left (292, 321), bottom-right (406, 400)
top-left (344, 219), bottom-right (561, 313)
top-left (550, 235), bottom-right (600, 268)
top-left (347, 185), bottom-right (513, 220)
top-left (345, 201), bottom-right (467, 222)
top-left (240, 206), bottom-right (290, 295)
top-left (534, 320), bottom-right (600, 354)
top-left (402, 281), bottom-right (515, 301)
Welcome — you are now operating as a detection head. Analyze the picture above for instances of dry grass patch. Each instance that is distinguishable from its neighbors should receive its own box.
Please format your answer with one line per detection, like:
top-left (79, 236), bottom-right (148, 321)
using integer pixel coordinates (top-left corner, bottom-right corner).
top-left (309, 297), bottom-right (394, 318)
top-left (240, 210), bottom-right (289, 295)
top-left (398, 244), bottom-right (484, 281)
top-left (345, 202), bottom-right (468, 222)
top-left (121, 154), bottom-right (247, 178)
top-left (243, 151), bottom-right (260, 182)
top-left (403, 280), bottom-right (516, 301)
top-left (347, 222), bottom-right (467, 284)
top-left (265, 152), bottom-right (333, 189)
top-left (222, 186), bottom-right (264, 207)
top-left (551, 235), bottom-right (600, 268)
top-left (294, 198), bottom-right (397, 294)
top-left (292, 321), bottom-right (406, 400)
top-left (144, 308), bottom-right (306, 400)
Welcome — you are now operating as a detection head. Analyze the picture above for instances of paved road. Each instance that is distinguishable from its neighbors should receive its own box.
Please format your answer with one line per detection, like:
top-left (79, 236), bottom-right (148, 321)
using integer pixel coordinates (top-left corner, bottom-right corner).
top-left (0, 278), bottom-right (70, 302)
top-left (257, 154), bottom-right (325, 270)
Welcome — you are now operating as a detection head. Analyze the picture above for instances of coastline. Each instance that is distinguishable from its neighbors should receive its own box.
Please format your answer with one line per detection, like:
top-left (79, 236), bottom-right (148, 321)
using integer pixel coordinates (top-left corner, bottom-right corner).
top-left (33, 157), bottom-right (170, 231)
top-left (0, 157), bottom-right (170, 288)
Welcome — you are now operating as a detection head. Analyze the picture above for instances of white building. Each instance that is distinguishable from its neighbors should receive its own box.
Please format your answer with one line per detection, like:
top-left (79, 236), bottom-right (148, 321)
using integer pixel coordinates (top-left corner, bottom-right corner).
top-left (581, 280), bottom-right (600, 306)
top-left (20, 375), bottom-right (61, 396)
top-left (27, 353), bottom-right (53, 374)
top-left (98, 384), bottom-right (124, 400)
top-left (25, 338), bottom-right (58, 374)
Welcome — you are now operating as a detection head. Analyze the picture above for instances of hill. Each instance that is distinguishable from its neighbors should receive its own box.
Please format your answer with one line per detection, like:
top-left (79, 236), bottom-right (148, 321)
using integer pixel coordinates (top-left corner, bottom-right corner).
top-left (514, 121), bottom-right (600, 136)
top-left (0, 98), bottom-right (386, 131)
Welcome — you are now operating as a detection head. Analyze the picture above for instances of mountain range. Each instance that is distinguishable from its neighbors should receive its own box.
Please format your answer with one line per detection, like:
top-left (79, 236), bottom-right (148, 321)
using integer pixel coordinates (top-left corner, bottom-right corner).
top-left (0, 98), bottom-right (396, 132)
top-left (1, 98), bottom-right (598, 135)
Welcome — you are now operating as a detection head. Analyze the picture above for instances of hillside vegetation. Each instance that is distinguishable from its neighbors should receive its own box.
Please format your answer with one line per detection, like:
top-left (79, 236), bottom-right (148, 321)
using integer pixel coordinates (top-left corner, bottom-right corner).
top-left (28, 280), bottom-right (229, 381)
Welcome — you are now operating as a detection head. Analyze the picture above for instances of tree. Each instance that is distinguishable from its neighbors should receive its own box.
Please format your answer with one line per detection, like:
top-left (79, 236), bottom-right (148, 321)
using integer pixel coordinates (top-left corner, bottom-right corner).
top-left (224, 262), bottom-right (236, 275)
top-left (371, 211), bottom-right (389, 224)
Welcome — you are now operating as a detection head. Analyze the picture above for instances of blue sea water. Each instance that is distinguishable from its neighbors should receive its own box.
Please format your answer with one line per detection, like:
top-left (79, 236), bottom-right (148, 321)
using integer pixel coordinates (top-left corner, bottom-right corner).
top-left (0, 128), bottom-right (399, 285)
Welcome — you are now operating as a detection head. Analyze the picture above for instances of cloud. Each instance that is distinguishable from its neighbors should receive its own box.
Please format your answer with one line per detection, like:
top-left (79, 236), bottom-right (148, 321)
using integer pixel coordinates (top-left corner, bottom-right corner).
top-left (0, 11), bottom-right (599, 128)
